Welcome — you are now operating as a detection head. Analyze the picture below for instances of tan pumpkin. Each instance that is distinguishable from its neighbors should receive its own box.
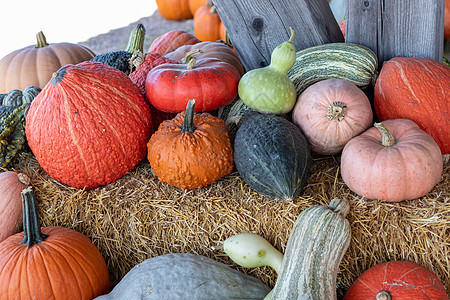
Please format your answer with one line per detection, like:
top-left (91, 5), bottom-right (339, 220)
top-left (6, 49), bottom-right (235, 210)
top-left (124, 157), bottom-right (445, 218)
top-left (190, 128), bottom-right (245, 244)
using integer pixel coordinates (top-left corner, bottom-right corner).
top-left (0, 171), bottom-right (30, 242)
top-left (0, 31), bottom-right (95, 93)
top-left (292, 78), bottom-right (373, 155)
top-left (341, 119), bottom-right (443, 202)
top-left (164, 41), bottom-right (245, 76)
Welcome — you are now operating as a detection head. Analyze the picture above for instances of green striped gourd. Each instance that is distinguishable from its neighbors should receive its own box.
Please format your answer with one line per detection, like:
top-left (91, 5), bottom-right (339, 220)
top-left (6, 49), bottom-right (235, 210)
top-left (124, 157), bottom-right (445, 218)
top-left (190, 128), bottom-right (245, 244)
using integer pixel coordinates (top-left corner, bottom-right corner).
top-left (287, 43), bottom-right (378, 94)
top-left (271, 198), bottom-right (351, 300)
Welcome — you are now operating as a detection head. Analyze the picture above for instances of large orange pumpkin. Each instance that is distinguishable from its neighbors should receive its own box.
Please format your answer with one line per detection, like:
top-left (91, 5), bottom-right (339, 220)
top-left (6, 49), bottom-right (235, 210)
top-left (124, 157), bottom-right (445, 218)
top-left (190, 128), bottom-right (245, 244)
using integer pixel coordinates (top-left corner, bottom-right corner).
top-left (0, 31), bottom-right (95, 93)
top-left (0, 187), bottom-right (111, 299)
top-left (156, 0), bottom-right (193, 20)
top-left (25, 61), bottom-right (152, 190)
top-left (343, 261), bottom-right (448, 299)
top-left (341, 119), bottom-right (443, 202)
top-left (0, 171), bottom-right (30, 242)
top-left (374, 57), bottom-right (450, 154)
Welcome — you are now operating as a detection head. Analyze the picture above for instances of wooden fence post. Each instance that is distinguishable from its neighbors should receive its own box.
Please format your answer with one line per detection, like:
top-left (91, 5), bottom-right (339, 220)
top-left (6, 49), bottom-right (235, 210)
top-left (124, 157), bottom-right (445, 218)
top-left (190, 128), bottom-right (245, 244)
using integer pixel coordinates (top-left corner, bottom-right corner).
top-left (213, 0), bottom-right (344, 71)
top-left (346, 0), bottom-right (445, 65)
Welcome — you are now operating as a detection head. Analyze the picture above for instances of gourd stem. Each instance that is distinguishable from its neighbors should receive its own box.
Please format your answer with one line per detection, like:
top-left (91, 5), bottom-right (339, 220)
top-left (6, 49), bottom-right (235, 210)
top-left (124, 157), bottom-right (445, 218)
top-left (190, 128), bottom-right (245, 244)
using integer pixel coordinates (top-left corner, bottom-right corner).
top-left (183, 49), bottom-right (203, 66)
top-left (125, 23), bottom-right (146, 53)
top-left (327, 101), bottom-right (347, 122)
top-left (374, 122), bottom-right (396, 147)
top-left (328, 198), bottom-right (350, 218)
top-left (35, 31), bottom-right (49, 48)
top-left (20, 186), bottom-right (48, 247)
top-left (288, 27), bottom-right (295, 43)
top-left (375, 290), bottom-right (392, 300)
top-left (181, 99), bottom-right (197, 133)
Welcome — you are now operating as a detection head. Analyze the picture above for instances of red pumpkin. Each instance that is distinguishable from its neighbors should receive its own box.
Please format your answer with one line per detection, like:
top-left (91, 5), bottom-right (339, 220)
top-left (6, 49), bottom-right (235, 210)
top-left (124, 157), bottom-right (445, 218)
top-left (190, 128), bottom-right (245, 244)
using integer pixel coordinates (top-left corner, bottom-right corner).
top-left (0, 187), bottom-right (111, 299)
top-left (374, 56), bottom-right (450, 154)
top-left (129, 52), bottom-right (179, 132)
top-left (0, 171), bottom-right (30, 242)
top-left (343, 261), bottom-right (448, 300)
top-left (145, 55), bottom-right (240, 113)
top-left (341, 119), bottom-right (443, 202)
top-left (25, 61), bottom-right (152, 190)
top-left (148, 30), bottom-right (200, 56)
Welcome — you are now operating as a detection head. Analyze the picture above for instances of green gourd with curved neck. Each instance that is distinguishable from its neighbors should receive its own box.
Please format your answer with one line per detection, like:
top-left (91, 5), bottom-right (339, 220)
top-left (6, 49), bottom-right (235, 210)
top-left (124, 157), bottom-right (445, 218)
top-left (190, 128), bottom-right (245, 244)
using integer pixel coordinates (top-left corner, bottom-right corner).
top-left (238, 27), bottom-right (297, 114)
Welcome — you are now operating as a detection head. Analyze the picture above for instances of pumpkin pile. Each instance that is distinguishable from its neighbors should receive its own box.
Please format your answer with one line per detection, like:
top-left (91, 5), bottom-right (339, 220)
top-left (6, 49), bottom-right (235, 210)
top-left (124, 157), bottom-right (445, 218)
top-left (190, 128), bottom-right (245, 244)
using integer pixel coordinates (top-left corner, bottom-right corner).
top-left (0, 7), bottom-right (449, 299)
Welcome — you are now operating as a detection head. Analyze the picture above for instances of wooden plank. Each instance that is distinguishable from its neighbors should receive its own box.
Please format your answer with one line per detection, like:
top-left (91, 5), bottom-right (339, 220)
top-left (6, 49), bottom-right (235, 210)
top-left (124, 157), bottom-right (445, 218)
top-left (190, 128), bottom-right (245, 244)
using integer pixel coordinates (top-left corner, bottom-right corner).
top-left (346, 0), bottom-right (445, 64)
top-left (213, 0), bottom-right (344, 71)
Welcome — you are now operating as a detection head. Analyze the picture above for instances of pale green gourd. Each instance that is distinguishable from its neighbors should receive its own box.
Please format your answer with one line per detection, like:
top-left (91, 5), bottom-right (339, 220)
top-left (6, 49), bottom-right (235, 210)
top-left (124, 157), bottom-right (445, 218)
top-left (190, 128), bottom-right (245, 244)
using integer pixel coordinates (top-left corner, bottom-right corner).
top-left (238, 27), bottom-right (297, 114)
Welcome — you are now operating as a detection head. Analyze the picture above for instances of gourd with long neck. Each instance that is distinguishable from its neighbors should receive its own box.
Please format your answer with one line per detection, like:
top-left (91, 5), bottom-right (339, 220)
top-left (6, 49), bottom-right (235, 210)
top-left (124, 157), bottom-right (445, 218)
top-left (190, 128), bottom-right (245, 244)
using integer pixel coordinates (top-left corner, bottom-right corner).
top-left (238, 27), bottom-right (297, 114)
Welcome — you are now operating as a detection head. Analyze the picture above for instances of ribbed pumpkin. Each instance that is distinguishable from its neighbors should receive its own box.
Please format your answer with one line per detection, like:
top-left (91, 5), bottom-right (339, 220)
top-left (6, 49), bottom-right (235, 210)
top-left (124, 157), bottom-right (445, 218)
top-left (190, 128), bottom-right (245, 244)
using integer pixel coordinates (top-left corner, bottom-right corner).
top-left (25, 61), bottom-right (152, 190)
top-left (148, 30), bottom-right (200, 56)
top-left (193, 0), bottom-right (222, 42)
top-left (341, 119), bottom-right (443, 202)
top-left (234, 112), bottom-right (312, 200)
top-left (155, 0), bottom-right (193, 20)
top-left (374, 56), bottom-right (450, 154)
top-left (0, 187), bottom-right (111, 299)
top-left (0, 31), bottom-right (95, 93)
top-left (164, 41), bottom-right (245, 76)
top-left (147, 99), bottom-right (233, 190)
top-left (343, 261), bottom-right (448, 300)
top-left (0, 171), bottom-right (30, 242)
top-left (292, 78), bottom-right (373, 155)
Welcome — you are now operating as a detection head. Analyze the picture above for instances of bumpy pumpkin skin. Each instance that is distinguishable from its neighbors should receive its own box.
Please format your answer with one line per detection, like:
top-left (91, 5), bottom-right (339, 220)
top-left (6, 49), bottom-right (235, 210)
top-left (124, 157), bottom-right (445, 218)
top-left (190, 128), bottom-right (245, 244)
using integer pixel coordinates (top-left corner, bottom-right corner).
top-left (343, 261), bottom-right (448, 300)
top-left (0, 226), bottom-right (111, 299)
top-left (25, 61), bottom-right (152, 190)
top-left (341, 119), bottom-right (443, 202)
top-left (292, 78), bottom-right (373, 155)
top-left (147, 109), bottom-right (233, 190)
top-left (374, 57), bottom-right (450, 154)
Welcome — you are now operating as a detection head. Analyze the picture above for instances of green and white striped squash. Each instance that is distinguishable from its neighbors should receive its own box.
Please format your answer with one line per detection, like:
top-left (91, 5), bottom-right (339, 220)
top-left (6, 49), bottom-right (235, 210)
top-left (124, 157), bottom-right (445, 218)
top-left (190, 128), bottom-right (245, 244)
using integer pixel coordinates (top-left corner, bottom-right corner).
top-left (271, 198), bottom-right (351, 300)
top-left (287, 43), bottom-right (378, 94)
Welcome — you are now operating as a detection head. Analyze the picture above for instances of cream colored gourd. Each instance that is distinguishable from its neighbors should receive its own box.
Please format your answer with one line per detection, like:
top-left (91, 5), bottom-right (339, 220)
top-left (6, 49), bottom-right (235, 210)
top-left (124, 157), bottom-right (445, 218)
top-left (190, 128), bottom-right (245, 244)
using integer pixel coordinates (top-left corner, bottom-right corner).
top-left (270, 198), bottom-right (351, 300)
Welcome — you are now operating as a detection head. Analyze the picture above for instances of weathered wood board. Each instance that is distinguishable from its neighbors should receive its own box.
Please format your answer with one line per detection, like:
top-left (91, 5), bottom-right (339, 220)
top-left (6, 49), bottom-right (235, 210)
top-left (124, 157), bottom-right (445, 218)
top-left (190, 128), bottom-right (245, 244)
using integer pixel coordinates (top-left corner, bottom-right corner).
top-left (213, 0), bottom-right (344, 71)
top-left (346, 0), bottom-right (445, 64)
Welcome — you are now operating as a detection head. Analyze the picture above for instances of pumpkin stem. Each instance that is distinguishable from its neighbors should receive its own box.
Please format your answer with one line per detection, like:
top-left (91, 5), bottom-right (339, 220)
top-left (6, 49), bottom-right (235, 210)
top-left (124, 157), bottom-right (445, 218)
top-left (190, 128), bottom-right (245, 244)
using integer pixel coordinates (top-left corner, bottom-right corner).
top-left (20, 186), bottom-right (48, 247)
top-left (181, 99), bottom-right (197, 133)
top-left (17, 173), bottom-right (31, 186)
top-left (374, 122), bottom-right (396, 147)
top-left (35, 31), bottom-right (49, 48)
top-left (327, 102), bottom-right (347, 122)
top-left (125, 23), bottom-right (146, 53)
top-left (375, 291), bottom-right (392, 300)
top-left (328, 198), bottom-right (350, 217)
top-left (129, 50), bottom-right (145, 71)
top-left (182, 49), bottom-right (203, 65)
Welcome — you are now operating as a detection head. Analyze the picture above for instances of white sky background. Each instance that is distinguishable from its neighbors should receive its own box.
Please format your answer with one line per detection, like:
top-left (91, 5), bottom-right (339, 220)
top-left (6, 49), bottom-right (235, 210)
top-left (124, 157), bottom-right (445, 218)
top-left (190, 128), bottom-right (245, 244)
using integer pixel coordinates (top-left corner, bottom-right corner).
top-left (0, 0), bottom-right (158, 59)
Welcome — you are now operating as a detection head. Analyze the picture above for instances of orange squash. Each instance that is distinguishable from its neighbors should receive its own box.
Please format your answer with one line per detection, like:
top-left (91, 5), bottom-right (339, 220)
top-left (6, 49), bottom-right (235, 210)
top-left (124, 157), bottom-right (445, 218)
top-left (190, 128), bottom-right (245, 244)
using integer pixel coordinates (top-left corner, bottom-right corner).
top-left (0, 187), bottom-right (111, 299)
top-left (341, 119), bottom-right (443, 202)
top-left (193, 0), bottom-right (222, 42)
top-left (189, 0), bottom-right (207, 15)
top-left (0, 31), bottom-right (95, 93)
top-left (147, 99), bottom-right (233, 189)
top-left (374, 56), bottom-right (450, 154)
top-left (156, 0), bottom-right (193, 20)
top-left (0, 171), bottom-right (30, 242)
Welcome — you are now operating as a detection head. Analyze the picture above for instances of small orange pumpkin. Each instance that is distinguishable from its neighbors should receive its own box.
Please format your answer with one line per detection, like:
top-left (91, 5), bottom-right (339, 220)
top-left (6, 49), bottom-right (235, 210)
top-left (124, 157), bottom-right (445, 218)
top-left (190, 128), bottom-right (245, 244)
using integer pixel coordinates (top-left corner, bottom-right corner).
top-left (341, 119), bottom-right (443, 202)
top-left (193, 0), bottom-right (222, 42)
top-left (0, 31), bottom-right (95, 93)
top-left (147, 99), bottom-right (233, 189)
top-left (148, 30), bottom-right (200, 56)
top-left (156, 0), bottom-right (193, 20)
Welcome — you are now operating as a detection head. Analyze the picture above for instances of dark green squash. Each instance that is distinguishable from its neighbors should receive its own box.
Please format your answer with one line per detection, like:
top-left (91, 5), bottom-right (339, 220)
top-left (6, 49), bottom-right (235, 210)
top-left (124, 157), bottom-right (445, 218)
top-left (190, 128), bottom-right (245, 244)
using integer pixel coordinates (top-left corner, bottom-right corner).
top-left (0, 104), bottom-right (28, 169)
top-left (1, 86), bottom-right (41, 106)
top-left (234, 112), bottom-right (312, 200)
top-left (90, 23), bottom-right (146, 74)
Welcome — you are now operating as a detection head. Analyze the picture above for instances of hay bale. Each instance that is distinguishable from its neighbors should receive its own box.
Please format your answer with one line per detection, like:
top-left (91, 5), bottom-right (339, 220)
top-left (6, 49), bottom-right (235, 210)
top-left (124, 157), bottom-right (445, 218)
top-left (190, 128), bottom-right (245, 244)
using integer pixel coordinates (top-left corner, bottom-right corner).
top-left (14, 151), bottom-right (450, 297)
